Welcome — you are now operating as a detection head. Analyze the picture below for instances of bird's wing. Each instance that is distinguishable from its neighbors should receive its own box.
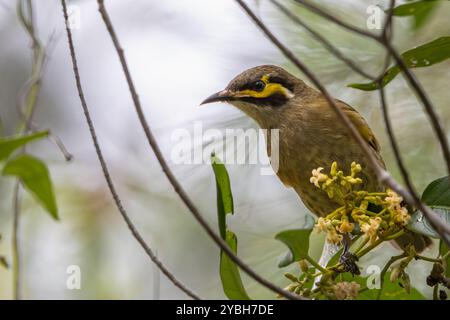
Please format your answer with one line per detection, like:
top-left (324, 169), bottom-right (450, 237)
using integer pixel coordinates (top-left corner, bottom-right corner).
top-left (337, 100), bottom-right (381, 153)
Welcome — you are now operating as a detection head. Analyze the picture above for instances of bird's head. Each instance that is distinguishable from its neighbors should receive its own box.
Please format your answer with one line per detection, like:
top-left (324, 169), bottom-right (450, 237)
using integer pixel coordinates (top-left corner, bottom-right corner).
top-left (201, 65), bottom-right (311, 128)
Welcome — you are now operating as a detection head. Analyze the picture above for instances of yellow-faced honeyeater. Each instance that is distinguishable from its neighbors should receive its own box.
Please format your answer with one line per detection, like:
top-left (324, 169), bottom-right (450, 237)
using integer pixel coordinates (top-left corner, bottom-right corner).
top-left (202, 65), bottom-right (431, 252)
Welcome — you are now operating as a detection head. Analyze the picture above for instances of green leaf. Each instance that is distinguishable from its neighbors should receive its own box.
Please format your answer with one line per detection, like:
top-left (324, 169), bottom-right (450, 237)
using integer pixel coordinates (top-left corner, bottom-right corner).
top-left (440, 240), bottom-right (450, 277)
top-left (349, 67), bottom-right (400, 91)
top-left (406, 176), bottom-right (450, 240)
top-left (2, 154), bottom-right (58, 220)
top-left (407, 206), bottom-right (450, 240)
top-left (278, 250), bottom-right (295, 268)
top-left (349, 37), bottom-right (450, 91)
top-left (343, 272), bottom-right (425, 300)
top-left (211, 154), bottom-right (234, 239)
top-left (391, 0), bottom-right (439, 30)
top-left (326, 247), bottom-right (344, 268)
top-left (0, 130), bottom-right (49, 162)
top-left (220, 231), bottom-right (251, 300)
top-left (211, 153), bottom-right (250, 300)
top-left (275, 215), bottom-right (315, 267)
top-left (421, 176), bottom-right (450, 207)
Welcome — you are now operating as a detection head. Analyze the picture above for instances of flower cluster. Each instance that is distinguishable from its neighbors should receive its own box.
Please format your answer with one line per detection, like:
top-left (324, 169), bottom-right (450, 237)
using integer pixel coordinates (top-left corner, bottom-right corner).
top-left (311, 162), bottom-right (411, 244)
top-left (310, 162), bottom-right (362, 201)
top-left (282, 261), bottom-right (361, 300)
top-left (331, 281), bottom-right (360, 300)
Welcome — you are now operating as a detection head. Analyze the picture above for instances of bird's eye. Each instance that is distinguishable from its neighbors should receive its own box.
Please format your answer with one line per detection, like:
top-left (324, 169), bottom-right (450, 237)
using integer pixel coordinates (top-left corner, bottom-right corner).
top-left (251, 80), bottom-right (266, 92)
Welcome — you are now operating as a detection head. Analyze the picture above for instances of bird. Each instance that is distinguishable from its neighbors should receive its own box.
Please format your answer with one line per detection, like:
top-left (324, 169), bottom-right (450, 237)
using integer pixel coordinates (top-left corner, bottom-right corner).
top-left (201, 65), bottom-right (431, 253)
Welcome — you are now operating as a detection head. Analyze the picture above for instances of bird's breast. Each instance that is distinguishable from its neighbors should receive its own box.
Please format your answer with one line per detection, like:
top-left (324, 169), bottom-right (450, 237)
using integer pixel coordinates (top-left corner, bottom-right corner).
top-left (269, 123), bottom-right (382, 217)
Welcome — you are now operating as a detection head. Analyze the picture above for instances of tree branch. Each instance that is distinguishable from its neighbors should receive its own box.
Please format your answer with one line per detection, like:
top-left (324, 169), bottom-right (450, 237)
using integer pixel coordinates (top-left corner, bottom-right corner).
top-left (61, 0), bottom-right (200, 300)
top-left (383, 41), bottom-right (450, 175)
top-left (12, 0), bottom-right (47, 300)
top-left (96, 0), bottom-right (303, 300)
top-left (292, 0), bottom-right (379, 40)
top-left (234, 0), bottom-right (450, 246)
top-left (292, 0), bottom-right (450, 178)
top-left (270, 0), bottom-right (376, 80)
top-left (11, 181), bottom-right (21, 300)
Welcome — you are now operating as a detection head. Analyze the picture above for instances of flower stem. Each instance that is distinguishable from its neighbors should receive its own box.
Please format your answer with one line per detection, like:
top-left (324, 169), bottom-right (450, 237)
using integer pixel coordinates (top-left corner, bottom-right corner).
top-left (433, 285), bottom-right (439, 300)
top-left (353, 236), bottom-right (369, 254)
top-left (376, 253), bottom-right (407, 300)
top-left (415, 255), bottom-right (441, 263)
top-left (305, 255), bottom-right (327, 274)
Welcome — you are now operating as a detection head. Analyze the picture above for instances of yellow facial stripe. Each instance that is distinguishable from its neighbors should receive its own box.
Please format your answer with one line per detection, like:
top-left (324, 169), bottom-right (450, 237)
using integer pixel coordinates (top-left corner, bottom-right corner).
top-left (235, 75), bottom-right (293, 99)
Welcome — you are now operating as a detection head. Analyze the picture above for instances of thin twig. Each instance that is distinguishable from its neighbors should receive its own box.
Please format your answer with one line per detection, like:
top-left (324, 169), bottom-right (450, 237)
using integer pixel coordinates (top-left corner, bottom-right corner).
top-left (270, 0), bottom-right (376, 80)
top-left (382, 2), bottom-right (450, 180)
top-left (61, 0), bottom-right (200, 300)
top-left (380, 0), bottom-right (395, 74)
top-left (378, 80), bottom-right (425, 219)
top-left (375, 0), bottom-right (450, 246)
top-left (376, 253), bottom-right (407, 300)
top-left (382, 0), bottom-right (395, 39)
top-left (433, 283), bottom-right (439, 300)
top-left (415, 254), bottom-right (441, 263)
top-left (382, 41), bottom-right (450, 175)
top-left (11, 0), bottom-right (46, 300)
top-left (96, 0), bottom-right (303, 300)
top-left (292, 0), bottom-right (379, 40)
top-left (11, 181), bottom-right (21, 300)
top-left (234, 0), bottom-right (450, 246)
top-left (293, 0), bottom-right (450, 178)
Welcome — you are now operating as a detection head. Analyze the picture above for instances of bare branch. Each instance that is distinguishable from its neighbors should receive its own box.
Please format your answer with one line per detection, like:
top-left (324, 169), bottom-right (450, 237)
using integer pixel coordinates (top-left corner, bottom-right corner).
top-left (11, 181), bottom-right (21, 300)
top-left (378, 82), bottom-right (433, 236)
top-left (61, 0), bottom-right (200, 300)
top-left (270, 0), bottom-right (376, 80)
top-left (292, 0), bottom-right (379, 40)
top-left (382, 0), bottom-right (395, 41)
top-left (293, 0), bottom-right (450, 178)
top-left (12, 0), bottom-right (47, 300)
top-left (376, 0), bottom-right (450, 247)
top-left (234, 0), bottom-right (450, 246)
top-left (96, 0), bottom-right (303, 300)
top-left (383, 42), bottom-right (450, 175)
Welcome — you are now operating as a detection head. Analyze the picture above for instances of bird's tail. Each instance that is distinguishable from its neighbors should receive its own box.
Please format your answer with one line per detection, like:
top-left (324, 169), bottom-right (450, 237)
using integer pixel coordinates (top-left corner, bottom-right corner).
top-left (393, 232), bottom-right (433, 253)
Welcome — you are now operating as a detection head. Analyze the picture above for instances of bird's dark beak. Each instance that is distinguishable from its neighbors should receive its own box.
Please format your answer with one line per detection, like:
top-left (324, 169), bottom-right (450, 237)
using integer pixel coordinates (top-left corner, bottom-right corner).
top-left (200, 90), bottom-right (234, 105)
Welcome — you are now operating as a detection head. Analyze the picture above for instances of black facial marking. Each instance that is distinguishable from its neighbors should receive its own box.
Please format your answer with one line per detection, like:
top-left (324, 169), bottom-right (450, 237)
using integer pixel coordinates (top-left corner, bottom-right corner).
top-left (240, 93), bottom-right (288, 107)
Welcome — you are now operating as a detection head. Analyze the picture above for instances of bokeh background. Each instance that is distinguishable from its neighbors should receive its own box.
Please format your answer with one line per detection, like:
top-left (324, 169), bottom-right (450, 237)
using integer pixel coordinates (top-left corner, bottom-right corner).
top-left (0, 0), bottom-right (449, 299)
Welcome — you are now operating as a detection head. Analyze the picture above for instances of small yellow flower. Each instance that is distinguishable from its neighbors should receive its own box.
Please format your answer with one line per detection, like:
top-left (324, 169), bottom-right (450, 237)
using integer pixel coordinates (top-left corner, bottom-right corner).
top-left (345, 177), bottom-right (363, 185)
top-left (330, 161), bottom-right (338, 176)
top-left (351, 162), bottom-right (362, 175)
top-left (310, 167), bottom-right (328, 188)
top-left (316, 217), bottom-right (330, 233)
top-left (393, 206), bottom-right (410, 226)
top-left (338, 220), bottom-right (355, 234)
top-left (385, 189), bottom-right (403, 210)
top-left (359, 200), bottom-right (368, 210)
top-left (361, 217), bottom-right (381, 243)
top-left (326, 229), bottom-right (343, 245)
